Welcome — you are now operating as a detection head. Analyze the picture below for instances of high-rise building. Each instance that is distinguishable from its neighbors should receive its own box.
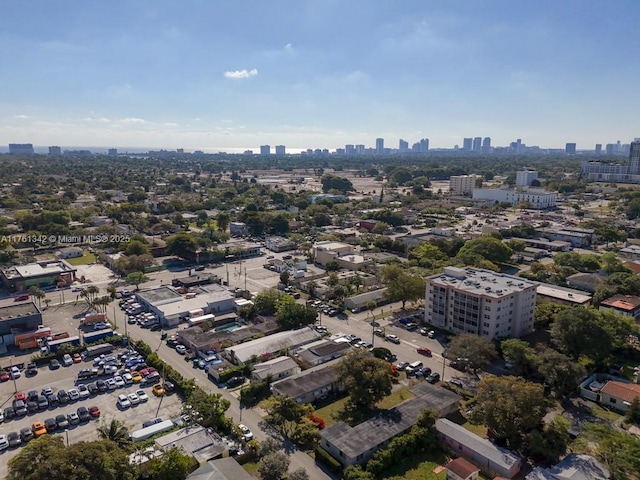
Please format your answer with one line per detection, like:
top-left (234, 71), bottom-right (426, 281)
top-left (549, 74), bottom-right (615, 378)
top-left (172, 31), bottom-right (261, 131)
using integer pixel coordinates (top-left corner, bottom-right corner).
top-left (425, 267), bottom-right (537, 339)
top-left (629, 141), bottom-right (640, 175)
top-left (565, 143), bottom-right (577, 155)
top-left (108, 148), bottom-right (117, 156)
top-left (606, 144), bottom-right (615, 155)
top-left (421, 138), bottom-right (429, 152)
top-left (275, 145), bottom-right (286, 156)
top-left (48, 146), bottom-right (61, 156)
top-left (463, 138), bottom-right (473, 151)
top-left (356, 144), bottom-right (365, 155)
top-left (260, 145), bottom-right (271, 155)
top-left (516, 170), bottom-right (538, 186)
top-left (595, 144), bottom-right (602, 155)
top-left (450, 175), bottom-right (477, 195)
top-left (375, 138), bottom-right (384, 154)
top-left (9, 143), bottom-right (34, 154)
top-left (482, 137), bottom-right (491, 153)
top-left (472, 137), bottom-right (482, 152)
top-left (399, 139), bottom-right (408, 152)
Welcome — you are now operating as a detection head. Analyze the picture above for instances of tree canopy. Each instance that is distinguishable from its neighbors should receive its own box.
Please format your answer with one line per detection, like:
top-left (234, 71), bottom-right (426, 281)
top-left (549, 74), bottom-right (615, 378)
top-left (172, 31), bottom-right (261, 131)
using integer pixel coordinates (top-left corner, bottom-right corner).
top-left (446, 333), bottom-right (497, 371)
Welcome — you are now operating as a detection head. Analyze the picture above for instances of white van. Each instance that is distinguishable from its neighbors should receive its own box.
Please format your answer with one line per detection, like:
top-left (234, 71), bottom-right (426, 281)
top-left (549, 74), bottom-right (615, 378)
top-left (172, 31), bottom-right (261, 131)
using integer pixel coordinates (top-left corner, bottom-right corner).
top-left (405, 361), bottom-right (423, 375)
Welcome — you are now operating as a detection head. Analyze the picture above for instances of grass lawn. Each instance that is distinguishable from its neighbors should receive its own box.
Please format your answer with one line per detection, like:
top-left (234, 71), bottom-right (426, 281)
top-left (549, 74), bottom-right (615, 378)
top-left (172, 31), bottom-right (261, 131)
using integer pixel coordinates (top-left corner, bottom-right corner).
top-left (65, 251), bottom-right (97, 265)
top-left (381, 449), bottom-right (449, 480)
top-left (377, 386), bottom-right (414, 410)
top-left (314, 396), bottom-right (349, 427)
top-left (242, 460), bottom-right (260, 477)
top-left (586, 402), bottom-right (622, 423)
top-left (446, 410), bottom-right (488, 438)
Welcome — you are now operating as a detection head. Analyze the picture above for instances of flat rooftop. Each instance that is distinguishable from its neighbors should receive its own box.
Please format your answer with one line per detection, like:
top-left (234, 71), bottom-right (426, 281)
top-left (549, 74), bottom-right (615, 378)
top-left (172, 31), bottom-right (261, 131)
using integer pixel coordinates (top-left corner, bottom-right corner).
top-left (136, 286), bottom-right (182, 305)
top-left (427, 267), bottom-right (537, 298)
top-left (536, 283), bottom-right (592, 304)
top-left (3, 260), bottom-right (76, 279)
top-left (0, 302), bottom-right (41, 320)
top-left (272, 365), bottom-right (339, 398)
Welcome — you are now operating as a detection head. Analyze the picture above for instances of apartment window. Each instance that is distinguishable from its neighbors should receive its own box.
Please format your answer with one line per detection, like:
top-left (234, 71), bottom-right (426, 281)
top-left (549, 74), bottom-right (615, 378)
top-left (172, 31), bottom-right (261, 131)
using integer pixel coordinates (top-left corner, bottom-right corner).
top-left (483, 330), bottom-right (489, 335)
top-left (483, 322), bottom-right (490, 327)
top-left (497, 307), bottom-right (501, 311)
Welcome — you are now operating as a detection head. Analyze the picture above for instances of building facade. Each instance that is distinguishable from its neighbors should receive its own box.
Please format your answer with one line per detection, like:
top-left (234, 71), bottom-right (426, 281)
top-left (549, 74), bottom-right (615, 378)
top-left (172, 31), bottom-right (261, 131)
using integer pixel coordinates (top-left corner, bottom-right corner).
top-left (472, 188), bottom-right (557, 209)
top-left (450, 175), bottom-right (477, 195)
top-left (515, 170), bottom-right (538, 186)
top-left (425, 267), bottom-right (537, 339)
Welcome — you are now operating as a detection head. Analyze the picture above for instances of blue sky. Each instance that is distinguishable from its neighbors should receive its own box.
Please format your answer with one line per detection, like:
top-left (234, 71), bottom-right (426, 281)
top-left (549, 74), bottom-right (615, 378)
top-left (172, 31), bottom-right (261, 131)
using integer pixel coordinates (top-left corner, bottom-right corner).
top-left (1, 1), bottom-right (639, 152)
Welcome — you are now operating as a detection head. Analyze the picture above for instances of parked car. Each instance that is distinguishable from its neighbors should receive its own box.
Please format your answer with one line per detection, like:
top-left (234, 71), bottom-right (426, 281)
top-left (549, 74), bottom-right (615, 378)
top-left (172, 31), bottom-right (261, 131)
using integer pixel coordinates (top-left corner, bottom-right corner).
top-left (117, 394), bottom-right (131, 409)
top-left (238, 424), bottom-right (253, 441)
top-left (7, 431), bottom-right (21, 448)
top-left (37, 395), bottom-right (49, 410)
top-left (136, 389), bottom-right (149, 402)
top-left (0, 435), bottom-right (9, 451)
top-left (127, 392), bottom-right (140, 406)
top-left (385, 334), bottom-right (400, 344)
top-left (10, 366), bottom-right (21, 379)
top-left (0, 371), bottom-right (10, 382)
top-left (72, 353), bottom-right (82, 363)
top-left (20, 427), bottom-right (34, 442)
top-left (152, 384), bottom-right (165, 396)
top-left (96, 380), bottom-right (108, 392)
top-left (395, 361), bottom-right (409, 371)
top-left (226, 376), bottom-right (244, 388)
top-left (62, 354), bottom-right (73, 366)
top-left (13, 400), bottom-right (27, 416)
top-left (50, 359), bottom-right (61, 370)
top-left (77, 406), bottom-right (91, 422)
top-left (26, 363), bottom-right (38, 376)
top-left (416, 347), bottom-right (432, 356)
top-left (87, 383), bottom-right (99, 395)
top-left (44, 418), bottom-right (57, 433)
top-left (88, 406), bottom-right (101, 418)
top-left (67, 411), bottom-right (80, 425)
top-left (426, 372), bottom-right (441, 384)
top-left (67, 388), bottom-right (80, 402)
top-left (55, 413), bottom-right (69, 429)
top-left (142, 417), bottom-right (164, 428)
top-left (57, 390), bottom-right (70, 404)
top-left (175, 345), bottom-right (187, 355)
top-left (77, 384), bottom-right (90, 399)
top-left (163, 381), bottom-right (175, 394)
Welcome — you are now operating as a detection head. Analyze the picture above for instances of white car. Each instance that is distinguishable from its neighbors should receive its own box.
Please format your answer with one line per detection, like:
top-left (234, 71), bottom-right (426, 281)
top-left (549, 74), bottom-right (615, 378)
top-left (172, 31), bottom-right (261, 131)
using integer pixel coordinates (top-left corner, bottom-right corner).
top-left (62, 354), bottom-right (73, 366)
top-left (106, 378), bottom-right (117, 390)
top-left (77, 384), bottom-right (90, 399)
top-left (127, 392), bottom-right (140, 406)
top-left (117, 394), bottom-right (131, 409)
top-left (0, 408), bottom-right (4, 423)
top-left (0, 435), bottom-right (8, 451)
top-left (10, 366), bottom-right (21, 379)
top-left (122, 373), bottom-right (133, 385)
top-left (136, 389), bottom-right (149, 402)
top-left (238, 424), bottom-right (253, 441)
top-left (175, 345), bottom-right (187, 355)
top-left (67, 388), bottom-right (80, 402)
top-left (113, 376), bottom-right (125, 388)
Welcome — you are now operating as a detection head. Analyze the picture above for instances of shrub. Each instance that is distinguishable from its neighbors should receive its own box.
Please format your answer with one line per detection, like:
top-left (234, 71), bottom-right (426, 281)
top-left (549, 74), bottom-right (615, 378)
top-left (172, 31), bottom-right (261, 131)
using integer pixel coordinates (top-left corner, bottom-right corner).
top-left (314, 446), bottom-right (342, 473)
top-left (307, 413), bottom-right (326, 429)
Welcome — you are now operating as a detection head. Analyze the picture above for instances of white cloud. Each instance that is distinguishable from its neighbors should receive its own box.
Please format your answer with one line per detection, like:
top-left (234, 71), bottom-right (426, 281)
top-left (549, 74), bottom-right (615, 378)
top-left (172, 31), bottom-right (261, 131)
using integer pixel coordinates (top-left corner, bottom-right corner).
top-left (119, 117), bottom-right (146, 124)
top-left (163, 122), bottom-right (178, 127)
top-left (13, 114), bottom-right (29, 119)
top-left (224, 68), bottom-right (258, 79)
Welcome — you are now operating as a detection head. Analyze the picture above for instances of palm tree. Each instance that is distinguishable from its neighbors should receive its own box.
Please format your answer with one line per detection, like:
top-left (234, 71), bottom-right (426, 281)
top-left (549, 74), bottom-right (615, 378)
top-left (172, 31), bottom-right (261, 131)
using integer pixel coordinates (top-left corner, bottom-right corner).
top-left (97, 419), bottom-right (130, 448)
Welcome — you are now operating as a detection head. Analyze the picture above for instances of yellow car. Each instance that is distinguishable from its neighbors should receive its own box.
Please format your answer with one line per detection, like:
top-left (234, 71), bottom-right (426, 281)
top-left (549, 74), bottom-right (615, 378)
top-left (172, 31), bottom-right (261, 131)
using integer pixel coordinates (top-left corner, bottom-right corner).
top-left (32, 421), bottom-right (47, 438)
top-left (152, 384), bottom-right (165, 396)
top-left (131, 371), bottom-right (142, 383)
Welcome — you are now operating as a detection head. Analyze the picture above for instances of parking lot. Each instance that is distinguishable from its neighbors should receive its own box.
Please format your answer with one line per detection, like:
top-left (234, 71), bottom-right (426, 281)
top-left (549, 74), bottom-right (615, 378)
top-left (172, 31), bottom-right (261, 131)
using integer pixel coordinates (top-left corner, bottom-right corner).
top-left (0, 346), bottom-right (183, 478)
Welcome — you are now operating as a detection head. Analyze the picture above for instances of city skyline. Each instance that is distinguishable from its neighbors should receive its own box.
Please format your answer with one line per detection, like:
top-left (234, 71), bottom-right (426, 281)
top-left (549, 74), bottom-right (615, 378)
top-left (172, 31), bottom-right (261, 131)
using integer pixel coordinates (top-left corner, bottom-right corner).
top-left (2, 1), bottom-right (640, 150)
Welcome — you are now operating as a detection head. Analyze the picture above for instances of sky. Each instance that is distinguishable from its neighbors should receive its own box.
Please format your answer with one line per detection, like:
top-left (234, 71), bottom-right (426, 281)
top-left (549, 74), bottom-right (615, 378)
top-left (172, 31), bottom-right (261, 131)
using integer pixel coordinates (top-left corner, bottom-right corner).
top-left (1, 0), bottom-right (639, 152)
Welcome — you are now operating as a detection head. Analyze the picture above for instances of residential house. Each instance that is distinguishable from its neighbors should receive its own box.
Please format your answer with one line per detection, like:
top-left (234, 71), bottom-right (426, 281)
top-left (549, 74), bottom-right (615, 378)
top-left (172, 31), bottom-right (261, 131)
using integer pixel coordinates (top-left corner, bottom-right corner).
top-left (251, 356), bottom-right (300, 382)
top-left (294, 339), bottom-right (352, 368)
top-left (344, 288), bottom-right (388, 311)
top-left (187, 458), bottom-right (253, 480)
top-left (598, 380), bottom-right (640, 413)
top-left (320, 383), bottom-right (461, 467)
top-left (525, 454), bottom-right (610, 480)
top-left (224, 328), bottom-right (321, 365)
top-left (566, 273), bottom-right (605, 293)
top-left (271, 364), bottom-right (342, 404)
top-left (599, 294), bottom-right (640, 321)
top-left (445, 457), bottom-right (481, 480)
top-left (435, 418), bottom-right (523, 479)
top-left (56, 246), bottom-right (84, 259)
top-left (536, 283), bottom-right (592, 307)
top-left (154, 424), bottom-right (229, 465)
top-left (229, 222), bottom-right (249, 237)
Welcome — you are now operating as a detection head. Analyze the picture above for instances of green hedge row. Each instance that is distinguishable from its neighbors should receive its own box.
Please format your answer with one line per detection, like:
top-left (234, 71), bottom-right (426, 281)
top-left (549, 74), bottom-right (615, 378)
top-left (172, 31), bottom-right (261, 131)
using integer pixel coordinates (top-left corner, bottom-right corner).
top-left (217, 363), bottom-right (252, 384)
top-left (314, 446), bottom-right (342, 474)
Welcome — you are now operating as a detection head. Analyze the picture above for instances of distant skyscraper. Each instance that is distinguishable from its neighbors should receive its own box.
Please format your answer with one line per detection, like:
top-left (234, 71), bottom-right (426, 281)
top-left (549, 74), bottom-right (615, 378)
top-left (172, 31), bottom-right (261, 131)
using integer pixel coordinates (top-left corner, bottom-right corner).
top-left (376, 138), bottom-right (384, 154)
top-left (595, 144), bottom-right (602, 155)
top-left (9, 143), bottom-right (34, 154)
top-left (482, 137), bottom-right (491, 153)
top-left (275, 145), bottom-right (286, 156)
top-left (472, 137), bottom-right (482, 152)
top-left (108, 148), bottom-right (117, 156)
top-left (565, 143), bottom-right (577, 155)
top-left (48, 146), bottom-right (61, 156)
top-left (463, 138), bottom-right (473, 151)
top-left (629, 141), bottom-right (640, 175)
top-left (399, 139), bottom-right (408, 152)
top-left (345, 144), bottom-right (355, 155)
top-left (356, 144), bottom-right (365, 154)
top-left (260, 145), bottom-right (271, 155)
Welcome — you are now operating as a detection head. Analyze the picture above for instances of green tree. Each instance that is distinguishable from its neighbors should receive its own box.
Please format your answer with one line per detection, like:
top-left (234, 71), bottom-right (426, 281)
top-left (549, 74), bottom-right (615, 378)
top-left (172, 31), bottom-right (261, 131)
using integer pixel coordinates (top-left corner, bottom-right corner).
top-left (337, 349), bottom-right (393, 421)
top-left (238, 303), bottom-right (258, 322)
top-left (525, 417), bottom-right (570, 465)
top-left (124, 239), bottom-right (150, 256)
top-left (537, 348), bottom-right (586, 397)
top-left (147, 447), bottom-right (194, 480)
top-left (471, 375), bottom-right (548, 447)
top-left (291, 416), bottom-right (321, 449)
top-left (258, 451), bottom-right (290, 480)
top-left (258, 437), bottom-right (282, 457)
top-left (96, 419), bottom-right (131, 448)
top-left (534, 303), bottom-right (570, 330)
top-left (126, 271), bottom-right (149, 290)
top-left (456, 235), bottom-right (513, 265)
top-left (166, 232), bottom-right (198, 259)
top-left (275, 302), bottom-right (317, 330)
top-left (280, 270), bottom-right (290, 286)
top-left (501, 338), bottom-right (537, 375)
top-left (626, 396), bottom-right (640, 424)
top-left (409, 243), bottom-right (448, 269)
top-left (381, 264), bottom-right (425, 309)
top-left (263, 395), bottom-right (314, 438)
top-left (216, 212), bottom-right (231, 232)
top-left (254, 289), bottom-right (285, 315)
top-left (287, 468), bottom-right (310, 480)
top-left (447, 333), bottom-right (497, 372)
top-left (343, 466), bottom-right (375, 480)
top-left (550, 308), bottom-right (613, 364)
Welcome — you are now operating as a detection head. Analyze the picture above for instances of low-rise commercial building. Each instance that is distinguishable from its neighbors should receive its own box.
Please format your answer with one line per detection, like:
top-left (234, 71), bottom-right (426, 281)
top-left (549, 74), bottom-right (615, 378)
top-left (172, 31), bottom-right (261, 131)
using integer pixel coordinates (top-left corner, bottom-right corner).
top-left (472, 188), bottom-right (557, 209)
top-left (536, 283), bottom-right (592, 307)
top-left (0, 303), bottom-right (43, 353)
top-left (224, 328), bottom-right (321, 364)
top-left (271, 363), bottom-right (342, 404)
top-left (1, 260), bottom-right (77, 292)
top-left (265, 236), bottom-right (297, 252)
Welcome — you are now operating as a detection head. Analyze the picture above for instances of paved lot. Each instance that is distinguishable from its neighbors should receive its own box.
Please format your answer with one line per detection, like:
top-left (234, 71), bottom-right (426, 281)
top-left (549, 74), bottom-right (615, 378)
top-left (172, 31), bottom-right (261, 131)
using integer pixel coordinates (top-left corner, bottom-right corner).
top-left (0, 347), bottom-right (183, 479)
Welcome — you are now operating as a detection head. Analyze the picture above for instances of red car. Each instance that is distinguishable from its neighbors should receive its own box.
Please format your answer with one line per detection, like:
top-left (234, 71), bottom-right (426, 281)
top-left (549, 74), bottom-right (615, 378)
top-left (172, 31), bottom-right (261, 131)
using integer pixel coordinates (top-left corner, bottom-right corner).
top-left (0, 371), bottom-right (9, 382)
top-left (14, 392), bottom-right (27, 402)
top-left (88, 406), bottom-right (101, 418)
top-left (72, 353), bottom-right (82, 363)
top-left (14, 294), bottom-right (29, 302)
top-left (416, 347), bottom-right (432, 356)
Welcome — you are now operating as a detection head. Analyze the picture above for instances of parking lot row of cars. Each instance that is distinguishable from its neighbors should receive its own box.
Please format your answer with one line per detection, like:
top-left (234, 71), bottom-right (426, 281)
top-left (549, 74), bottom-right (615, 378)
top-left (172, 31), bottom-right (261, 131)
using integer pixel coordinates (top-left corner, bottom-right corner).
top-left (0, 405), bottom-right (101, 451)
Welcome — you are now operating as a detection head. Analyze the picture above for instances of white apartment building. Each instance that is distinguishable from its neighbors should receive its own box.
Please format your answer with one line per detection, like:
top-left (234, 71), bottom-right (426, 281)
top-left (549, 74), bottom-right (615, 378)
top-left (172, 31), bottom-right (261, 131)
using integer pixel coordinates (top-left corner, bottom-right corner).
top-left (425, 267), bottom-right (537, 339)
top-left (472, 187), bottom-right (557, 209)
top-left (450, 175), bottom-right (477, 195)
top-left (516, 170), bottom-right (538, 186)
